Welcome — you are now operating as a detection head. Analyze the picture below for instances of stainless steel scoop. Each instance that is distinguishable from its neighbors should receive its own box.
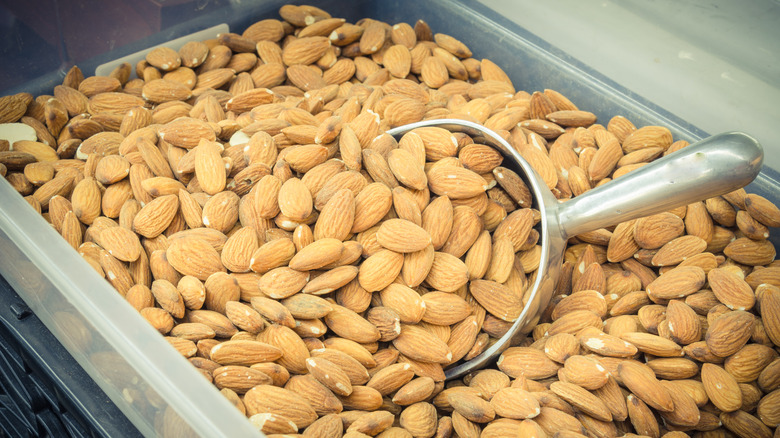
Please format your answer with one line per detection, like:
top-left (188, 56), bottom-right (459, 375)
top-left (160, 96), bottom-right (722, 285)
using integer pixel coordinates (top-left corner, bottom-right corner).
top-left (387, 119), bottom-right (763, 380)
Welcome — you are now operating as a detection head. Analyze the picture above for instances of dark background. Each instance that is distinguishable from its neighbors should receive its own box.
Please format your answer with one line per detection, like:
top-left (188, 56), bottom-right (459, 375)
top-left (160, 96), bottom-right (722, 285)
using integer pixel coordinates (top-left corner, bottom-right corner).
top-left (0, 0), bottom-right (229, 94)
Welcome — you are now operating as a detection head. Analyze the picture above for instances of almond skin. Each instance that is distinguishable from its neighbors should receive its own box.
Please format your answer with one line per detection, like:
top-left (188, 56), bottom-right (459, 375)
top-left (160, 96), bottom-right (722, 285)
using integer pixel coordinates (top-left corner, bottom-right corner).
top-left (166, 237), bottom-right (226, 281)
top-left (133, 194), bottom-right (179, 238)
top-left (376, 218), bottom-right (431, 253)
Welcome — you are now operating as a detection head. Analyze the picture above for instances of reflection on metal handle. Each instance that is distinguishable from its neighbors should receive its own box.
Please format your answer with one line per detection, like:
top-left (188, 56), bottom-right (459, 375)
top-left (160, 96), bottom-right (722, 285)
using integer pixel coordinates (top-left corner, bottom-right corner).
top-left (556, 132), bottom-right (763, 238)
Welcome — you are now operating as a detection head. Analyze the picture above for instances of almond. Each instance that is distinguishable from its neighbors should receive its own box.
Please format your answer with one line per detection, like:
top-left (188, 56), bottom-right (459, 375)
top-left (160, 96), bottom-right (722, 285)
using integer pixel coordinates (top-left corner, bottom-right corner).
top-left (393, 324), bottom-right (452, 364)
top-left (469, 279), bottom-right (524, 322)
top-left (220, 226), bottom-right (258, 273)
top-left (622, 125), bottom-right (673, 153)
top-left (425, 251), bottom-right (468, 293)
top-left (620, 332), bottom-right (683, 357)
top-left (724, 237), bottom-right (776, 266)
top-left (278, 177), bottom-right (313, 222)
top-left (550, 381), bottom-right (612, 422)
top-left (617, 360), bottom-right (674, 412)
top-left (366, 362), bottom-right (415, 396)
top-left (70, 176), bottom-right (102, 225)
top-left (195, 140), bottom-right (226, 195)
top-left (166, 237), bottom-right (225, 281)
top-left (323, 303), bottom-right (380, 344)
top-left (257, 267), bottom-right (309, 299)
top-left (701, 363), bottom-right (743, 412)
top-left (447, 390), bottom-right (495, 423)
top-left (282, 36), bottom-right (331, 66)
top-left (427, 165), bottom-right (488, 199)
top-left (579, 328), bottom-right (637, 358)
top-left (665, 299), bottom-right (701, 345)
top-left (399, 402), bottom-right (437, 438)
top-left (651, 235), bottom-right (707, 267)
top-left (158, 117), bottom-right (216, 149)
top-left (646, 265), bottom-right (705, 300)
top-left (313, 188), bottom-right (354, 241)
top-left (375, 218), bottom-right (431, 253)
top-left (706, 310), bottom-right (755, 357)
top-left (498, 347), bottom-right (560, 380)
top-left (392, 377), bottom-right (436, 406)
top-left (142, 79), bottom-right (191, 103)
top-left (420, 292), bottom-right (471, 326)
top-left (133, 194), bottom-right (178, 238)
top-left (358, 249), bottom-right (404, 292)
top-left (243, 385), bottom-right (318, 429)
top-left (97, 226), bottom-right (143, 262)
top-left (708, 267), bottom-right (756, 311)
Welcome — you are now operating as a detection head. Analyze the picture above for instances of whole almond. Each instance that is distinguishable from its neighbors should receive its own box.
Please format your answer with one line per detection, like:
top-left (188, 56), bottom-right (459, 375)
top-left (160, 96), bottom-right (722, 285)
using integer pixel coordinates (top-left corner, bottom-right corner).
top-left (289, 238), bottom-right (344, 270)
top-left (706, 310), bottom-right (755, 357)
top-left (158, 117), bottom-right (216, 149)
top-left (393, 324), bottom-right (452, 364)
top-left (425, 251), bottom-right (468, 293)
top-left (387, 148), bottom-right (427, 190)
top-left (626, 394), bottom-right (659, 438)
top-left (651, 235), bottom-right (707, 267)
top-left (358, 249), bottom-right (404, 292)
top-left (195, 141), bottom-right (226, 195)
top-left (489, 387), bottom-right (540, 420)
top-left (166, 237), bottom-right (225, 281)
top-left (421, 292), bottom-right (471, 326)
top-left (498, 347), bottom-right (560, 380)
top-left (579, 328), bottom-right (637, 358)
top-left (257, 267), bottom-right (309, 299)
top-left (133, 194), bottom-right (178, 238)
top-left (323, 303), bottom-right (380, 344)
top-left (708, 267), bottom-right (757, 311)
top-left (375, 218), bottom-right (431, 253)
top-left (550, 381), bottom-right (612, 422)
top-left (701, 363), bottom-right (743, 412)
top-left (469, 279), bottom-right (524, 322)
top-left (399, 402), bottom-right (437, 438)
top-left (646, 265), bottom-right (705, 300)
top-left (243, 385), bottom-right (317, 429)
top-left (427, 165), bottom-right (488, 199)
top-left (97, 226), bottom-right (143, 262)
top-left (313, 188), bottom-right (355, 241)
top-left (282, 36), bottom-right (331, 66)
top-left (278, 177), bottom-right (313, 222)
top-left (366, 362), bottom-right (415, 396)
top-left (70, 177), bottom-right (102, 225)
top-left (617, 360), bottom-right (674, 412)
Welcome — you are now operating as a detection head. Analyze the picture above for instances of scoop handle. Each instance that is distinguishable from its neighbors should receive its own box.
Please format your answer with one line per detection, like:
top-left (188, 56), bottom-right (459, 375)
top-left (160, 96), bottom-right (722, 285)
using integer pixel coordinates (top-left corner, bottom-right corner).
top-left (557, 132), bottom-right (763, 238)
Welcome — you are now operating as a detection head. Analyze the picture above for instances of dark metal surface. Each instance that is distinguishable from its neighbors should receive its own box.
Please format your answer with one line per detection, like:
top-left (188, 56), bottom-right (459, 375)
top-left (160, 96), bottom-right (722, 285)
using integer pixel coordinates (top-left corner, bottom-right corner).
top-left (0, 274), bottom-right (140, 438)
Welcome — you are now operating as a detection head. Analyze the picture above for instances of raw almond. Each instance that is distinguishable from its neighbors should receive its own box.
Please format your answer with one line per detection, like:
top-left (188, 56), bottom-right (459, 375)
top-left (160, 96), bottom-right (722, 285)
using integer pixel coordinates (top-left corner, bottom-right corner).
top-left (358, 249), bottom-right (404, 292)
top-left (289, 238), bottom-right (344, 270)
top-left (706, 310), bottom-right (755, 357)
top-left (646, 265), bottom-right (705, 300)
top-left (132, 194), bottom-right (178, 238)
top-left (701, 363), bottom-right (743, 412)
top-left (427, 165), bottom-right (488, 199)
top-left (708, 267), bottom-right (756, 311)
top-left (166, 237), bottom-right (225, 281)
top-left (469, 279), bottom-right (524, 322)
top-left (243, 385), bottom-right (318, 429)
top-left (376, 218), bottom-right (431, 253)
top-left (617, 360), bottom-right (674, 412)
top-left (393, 324), bottom-right (452, 364)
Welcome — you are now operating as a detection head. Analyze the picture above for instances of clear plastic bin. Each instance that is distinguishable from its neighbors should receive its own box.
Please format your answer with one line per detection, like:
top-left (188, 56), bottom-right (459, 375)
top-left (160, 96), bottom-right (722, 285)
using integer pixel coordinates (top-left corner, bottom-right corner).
top-left (1, 0), bottom-right (777, 436)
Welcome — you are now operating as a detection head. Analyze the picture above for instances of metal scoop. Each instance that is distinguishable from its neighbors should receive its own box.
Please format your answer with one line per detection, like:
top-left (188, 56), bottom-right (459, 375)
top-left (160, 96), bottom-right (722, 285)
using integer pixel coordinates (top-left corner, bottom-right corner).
top-left (387, 119), bottom-right (763, 380)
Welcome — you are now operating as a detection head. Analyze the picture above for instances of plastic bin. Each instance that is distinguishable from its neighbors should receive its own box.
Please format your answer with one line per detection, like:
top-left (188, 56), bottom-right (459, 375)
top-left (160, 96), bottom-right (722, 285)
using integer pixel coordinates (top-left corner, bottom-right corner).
top-left (1, 0), bottom-right (778, 436)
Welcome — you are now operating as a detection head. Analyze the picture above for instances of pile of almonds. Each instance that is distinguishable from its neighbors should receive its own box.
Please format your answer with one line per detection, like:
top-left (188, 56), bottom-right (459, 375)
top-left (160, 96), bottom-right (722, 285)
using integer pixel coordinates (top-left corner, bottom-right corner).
top-left (1, 4), bottom-right (780, 437)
